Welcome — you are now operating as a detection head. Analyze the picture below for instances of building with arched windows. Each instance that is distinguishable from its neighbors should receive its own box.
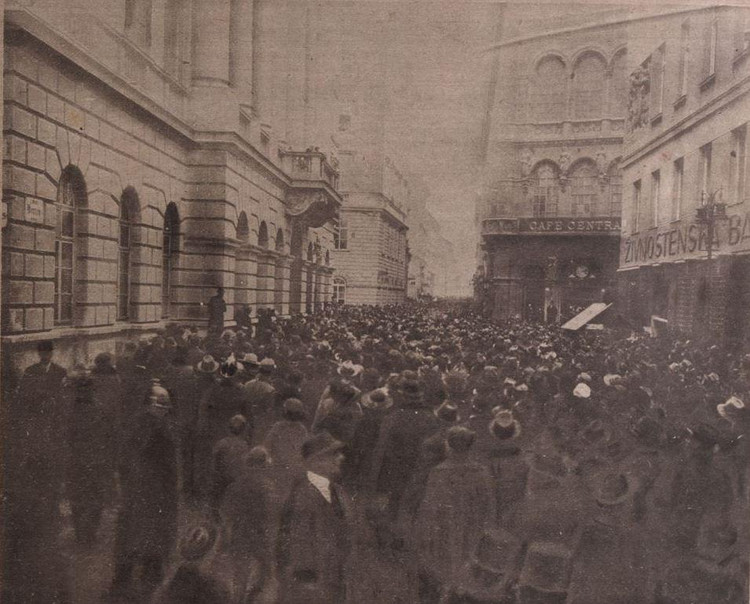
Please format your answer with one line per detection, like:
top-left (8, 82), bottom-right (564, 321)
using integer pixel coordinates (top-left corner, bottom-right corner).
top-left (476, 5), bottom-right (631, 321)
top-left (1, 0), bottom-right (342, 377)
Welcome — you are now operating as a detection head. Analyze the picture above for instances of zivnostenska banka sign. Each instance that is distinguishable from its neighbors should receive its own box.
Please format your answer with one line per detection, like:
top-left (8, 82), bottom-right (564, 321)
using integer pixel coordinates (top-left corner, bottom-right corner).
top-left (620, 210), bottom-right (750, 267)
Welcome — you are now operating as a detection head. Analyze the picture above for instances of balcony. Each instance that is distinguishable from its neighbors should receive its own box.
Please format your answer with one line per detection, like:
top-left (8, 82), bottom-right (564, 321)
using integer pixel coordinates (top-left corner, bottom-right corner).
top-left (280, 149), bottom-right (340, 190)
top-left (281, 149), bottom-right (343, 230)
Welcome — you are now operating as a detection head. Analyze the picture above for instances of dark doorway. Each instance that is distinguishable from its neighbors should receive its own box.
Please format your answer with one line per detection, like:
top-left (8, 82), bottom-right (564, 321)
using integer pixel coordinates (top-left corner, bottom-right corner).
top-left (522, 265), bottom-right (545, 321)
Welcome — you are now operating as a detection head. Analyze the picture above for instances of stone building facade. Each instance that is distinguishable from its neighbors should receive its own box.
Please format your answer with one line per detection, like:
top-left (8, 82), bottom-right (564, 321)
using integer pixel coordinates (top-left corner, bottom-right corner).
top-left (476, 6), bottom-right (630, 321)
top-left (330, 154), bottom-right (409, 305)
top-left (1, 0), bottom-right (341, 377)
top-left (619, 5), bottom-right (750, 345)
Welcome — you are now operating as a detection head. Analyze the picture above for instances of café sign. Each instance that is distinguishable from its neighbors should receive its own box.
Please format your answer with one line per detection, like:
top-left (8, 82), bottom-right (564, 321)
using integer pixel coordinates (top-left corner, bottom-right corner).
top-left (620, 210), bottom-right (750, 267)
top-left (519, 217), bottom-right (621, 234)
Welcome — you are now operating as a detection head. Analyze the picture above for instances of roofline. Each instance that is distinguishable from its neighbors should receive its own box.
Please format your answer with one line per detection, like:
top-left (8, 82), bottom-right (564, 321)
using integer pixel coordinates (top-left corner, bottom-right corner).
top-left (483, 5), bottom-right (735, 53)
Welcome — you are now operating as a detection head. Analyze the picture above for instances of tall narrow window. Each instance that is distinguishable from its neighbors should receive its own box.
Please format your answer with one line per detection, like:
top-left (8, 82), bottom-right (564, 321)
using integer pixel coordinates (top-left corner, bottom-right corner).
top-left (705, 18), bottom-right (718, 78)
top-left (651, 170), bottom-right (661, 227)
top-left (610, 50), bottom-right (628, 116)
top-left (118, 197), bottom-right (134, 321)
top-left (572, 53), bottom-right (606, 119)
top-left (609, 164), bottom-right (623, 216)
top-left (530, 163), bottom-right (559, 217)
top-left (334, 216), bottom-right (348, 250)
top-left (633, 180), bottom-right (642, 233)
top-left (332, 277), bottom-right (346, 304)
top-left (672, 158), bottom-right (684, 221)
top-left (652, 44), bottom-right (666, 116)
top-left (162, 203), bottom-right (179, 318)
top-left (530, 56), bottom-right (567, 122)
top-left (730, 126), bottom-right (747, 204)
top-left (700, 143), bottom-right (713, 200)
top-left (570, 161), bottom-right (598, 217)
top-left (55, 169), bottom-right (83, 324)
top-left (679, 20), bottom-right (690, 96)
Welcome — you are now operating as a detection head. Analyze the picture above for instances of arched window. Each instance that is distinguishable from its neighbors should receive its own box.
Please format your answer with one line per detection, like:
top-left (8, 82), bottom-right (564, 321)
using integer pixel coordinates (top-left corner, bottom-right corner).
top-left (55, 166), bottom-right (86, 324)
top-left (325, 250), bottom-right (330, 265)
top-left (530, 55), bottom-right (566, 122)
top-left (572, 53), bottom-right (606, 119)
top-left (237, 211), bottom-right (249, 243)
top-left (275, 228), bottom-right (285, 253)
top-left (307, 242), bottom-right (314, 262)
top-left (333, 277), bottom-right (346, 304)
top-left (530, 162), bottom-right (559, 217)
top-left (610, 49), bottom-right (628, 116)
top-left (162, 202), bottom-right (179, 318)
top-left (569, 160), bottom-right (599, 217)
top-left (118, 188), bottom-right (139, 321)
top-left (258, 220), bottom-right (269, 248)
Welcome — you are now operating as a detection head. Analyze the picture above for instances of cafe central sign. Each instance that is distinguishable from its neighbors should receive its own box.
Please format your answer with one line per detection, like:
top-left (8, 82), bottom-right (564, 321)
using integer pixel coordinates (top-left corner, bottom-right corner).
top-left (483, 217), bottom-right (622, 235)
top-left (620, 210), bottom-right (750, 267)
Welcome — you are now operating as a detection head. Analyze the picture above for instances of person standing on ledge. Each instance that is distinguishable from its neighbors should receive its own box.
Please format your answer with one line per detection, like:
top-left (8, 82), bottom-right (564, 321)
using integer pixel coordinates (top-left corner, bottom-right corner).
top-left (207, 287), bottom-right (227, 336)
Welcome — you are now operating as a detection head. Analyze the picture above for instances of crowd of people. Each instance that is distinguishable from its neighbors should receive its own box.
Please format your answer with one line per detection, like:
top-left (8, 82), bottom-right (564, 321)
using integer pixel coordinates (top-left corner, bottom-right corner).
top-left (3, 301), bottom-right (750, 604)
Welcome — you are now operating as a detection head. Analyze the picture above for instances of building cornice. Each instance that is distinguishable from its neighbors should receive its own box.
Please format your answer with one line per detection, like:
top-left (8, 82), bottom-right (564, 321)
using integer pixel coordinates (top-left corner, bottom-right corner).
top-left (483, 5), bottom-right (728, 53)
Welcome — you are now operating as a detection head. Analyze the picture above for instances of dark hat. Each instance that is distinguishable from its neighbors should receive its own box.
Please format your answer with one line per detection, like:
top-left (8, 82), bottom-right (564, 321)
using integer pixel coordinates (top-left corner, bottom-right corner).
top-left (37, 339), bottom-right (54, 352)
top-left (301, 431), bottom-right (345, 459)
top-left (446, 426), bottom-right (476, 453)
top-left (220, 354), bottom-right (239, 378)
top-left (400, 378), bottom-right (424, 400)
top-left (435, 401), bottom-right (460, 423)
top-left (489, 409), bottom-right (521, 440)
top-left (229, 414), bottom-right (247, 434)
top-left (247, 445), bottom-right (271, 467)
top-left (594, 471), bottom-right (636, 506)
top-left (259, 357), bottom-right (276, 373)
top-left (361, 388), bottom-right (394, 411)
top-left (94, 351), bottom-right (114, 368)
top-left (282, 398), bottom-right (307, 421)
top-left (179, 523), bottom-right (217, 561)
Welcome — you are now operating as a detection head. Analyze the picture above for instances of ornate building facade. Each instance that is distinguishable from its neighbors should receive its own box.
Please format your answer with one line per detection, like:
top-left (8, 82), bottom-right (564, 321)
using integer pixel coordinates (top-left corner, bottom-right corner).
top-left (619, 5), bottom-right (750, 345)
top-left (476, 5), bottom-right (629, 321)
top-left (1, 0), bottom-right (341, 376)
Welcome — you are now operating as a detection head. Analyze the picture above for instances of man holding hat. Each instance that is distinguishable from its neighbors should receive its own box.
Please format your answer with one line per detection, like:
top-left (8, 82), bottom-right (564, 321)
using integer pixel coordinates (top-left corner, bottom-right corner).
top-left (277, 431), bottom-right (351, 604)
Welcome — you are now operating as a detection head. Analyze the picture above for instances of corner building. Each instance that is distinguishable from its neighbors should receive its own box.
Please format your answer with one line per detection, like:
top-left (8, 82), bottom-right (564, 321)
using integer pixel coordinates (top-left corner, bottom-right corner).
top-left (619, 5), bottom-right (750, 346)
top-left (1, 0), bottom-right (341, 377)
top-left (476, 5), bottom-right (629, 321)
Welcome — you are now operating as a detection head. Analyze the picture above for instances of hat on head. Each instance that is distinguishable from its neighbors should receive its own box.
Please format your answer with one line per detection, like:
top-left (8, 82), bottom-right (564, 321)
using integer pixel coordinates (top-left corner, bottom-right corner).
top-left (94, 352), bottom-right (114, 368)
top-left (259, 357), bottom-right (276, 373)
top-left (594, 471), bottom-right (636, 506)
top-left (196, 354), bottom-right (220, 374)
top-left (180, 523), bottom-right (218, 561)
top-left (717, 395), bottom-right (745, 419)
top-left (573, 383), bottom-right (591, 399)
top-left (337, 360), bottom-right (364, 378)
top-left (282, 398), bottom-right (307, 421)
top-left (577, 372), bottom-right (592, 383)
top-left (37, 340), bottom-right (54, 352)
top-left (489, 409), bottom-right (521, 440)
top-left (148, 379), bottom-right (171, 408)
top-left (247, 445), bottom-right (271, 467)
top-left (240, 352), bottom-right (259, 367)
top-left (435, 401), bottom-right (460, 423)
top-left (361, 388), bottom-right (394, 411)
top-left (603, 373), bottom-right (623, 387)
top-left (229, 414), bottom-right (247, 434)
top-left (400, 377), bottom-right (424, 401)
top-left (302, 431), bottom-right (345, 459)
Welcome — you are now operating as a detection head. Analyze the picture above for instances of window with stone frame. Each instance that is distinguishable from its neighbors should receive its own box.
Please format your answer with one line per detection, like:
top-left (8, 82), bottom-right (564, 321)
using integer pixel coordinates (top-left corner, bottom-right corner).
top-left (332, 277), bottom-right (346, 304)
top-left (572, 53), bottom-right (606, 119)
top-left (54, 168), bottom-right (84, 325)
top-left (569, 161), bottom-right (599, 217)
top-left (530, 163), bottom-right (559, 217)
top-left (730, 125), bottom-right (747, 205)
top-left (529, 55), bottom-right (567, 122)
top-left (118, 191), bottom-right (137, 321)
top-left (334, 216), bottom-right (348, 250)
top-left (672, 158), bottom-right (684, 222)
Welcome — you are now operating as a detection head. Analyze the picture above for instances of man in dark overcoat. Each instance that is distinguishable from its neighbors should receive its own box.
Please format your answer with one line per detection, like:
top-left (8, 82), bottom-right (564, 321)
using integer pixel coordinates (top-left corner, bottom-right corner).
top-left (109, 381), bottom-right (178, 600)
top-left (277, 432), bottom-right (351, 604)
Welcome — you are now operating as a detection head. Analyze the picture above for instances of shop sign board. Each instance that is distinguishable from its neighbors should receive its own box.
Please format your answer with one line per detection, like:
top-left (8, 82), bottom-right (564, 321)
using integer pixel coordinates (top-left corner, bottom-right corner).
top-left (620, 209), bottom-right (750, 268)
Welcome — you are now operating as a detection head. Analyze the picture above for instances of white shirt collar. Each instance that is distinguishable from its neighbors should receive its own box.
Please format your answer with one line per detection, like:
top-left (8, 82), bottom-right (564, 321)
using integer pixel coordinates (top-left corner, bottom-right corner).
top-left (306, 471), bottom-right (332, 504)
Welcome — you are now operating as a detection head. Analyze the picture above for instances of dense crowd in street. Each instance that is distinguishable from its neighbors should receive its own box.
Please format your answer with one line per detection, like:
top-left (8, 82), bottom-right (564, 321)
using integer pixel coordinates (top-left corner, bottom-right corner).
top-left (3, 301), bottom-right (750, 604)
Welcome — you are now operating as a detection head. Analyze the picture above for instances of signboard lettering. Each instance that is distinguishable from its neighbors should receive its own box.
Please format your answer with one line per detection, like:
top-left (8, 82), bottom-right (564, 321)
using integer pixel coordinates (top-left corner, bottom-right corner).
top-left (620, 210), bottom-right (750, 268)
top-left (519, 217), bottom-right (621, 234)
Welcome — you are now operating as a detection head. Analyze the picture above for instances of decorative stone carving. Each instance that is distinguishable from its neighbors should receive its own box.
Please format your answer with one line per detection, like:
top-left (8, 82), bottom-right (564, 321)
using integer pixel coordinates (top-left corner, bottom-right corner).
top-left (520, 149), bottom-right (533, 178)
top-left (627, 60), bottom-right (651, 133)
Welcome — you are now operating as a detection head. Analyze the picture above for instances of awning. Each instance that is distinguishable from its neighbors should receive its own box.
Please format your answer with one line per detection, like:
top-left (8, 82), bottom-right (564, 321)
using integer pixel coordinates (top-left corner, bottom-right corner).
top-left (561, 303), bottom-right (612, 331)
